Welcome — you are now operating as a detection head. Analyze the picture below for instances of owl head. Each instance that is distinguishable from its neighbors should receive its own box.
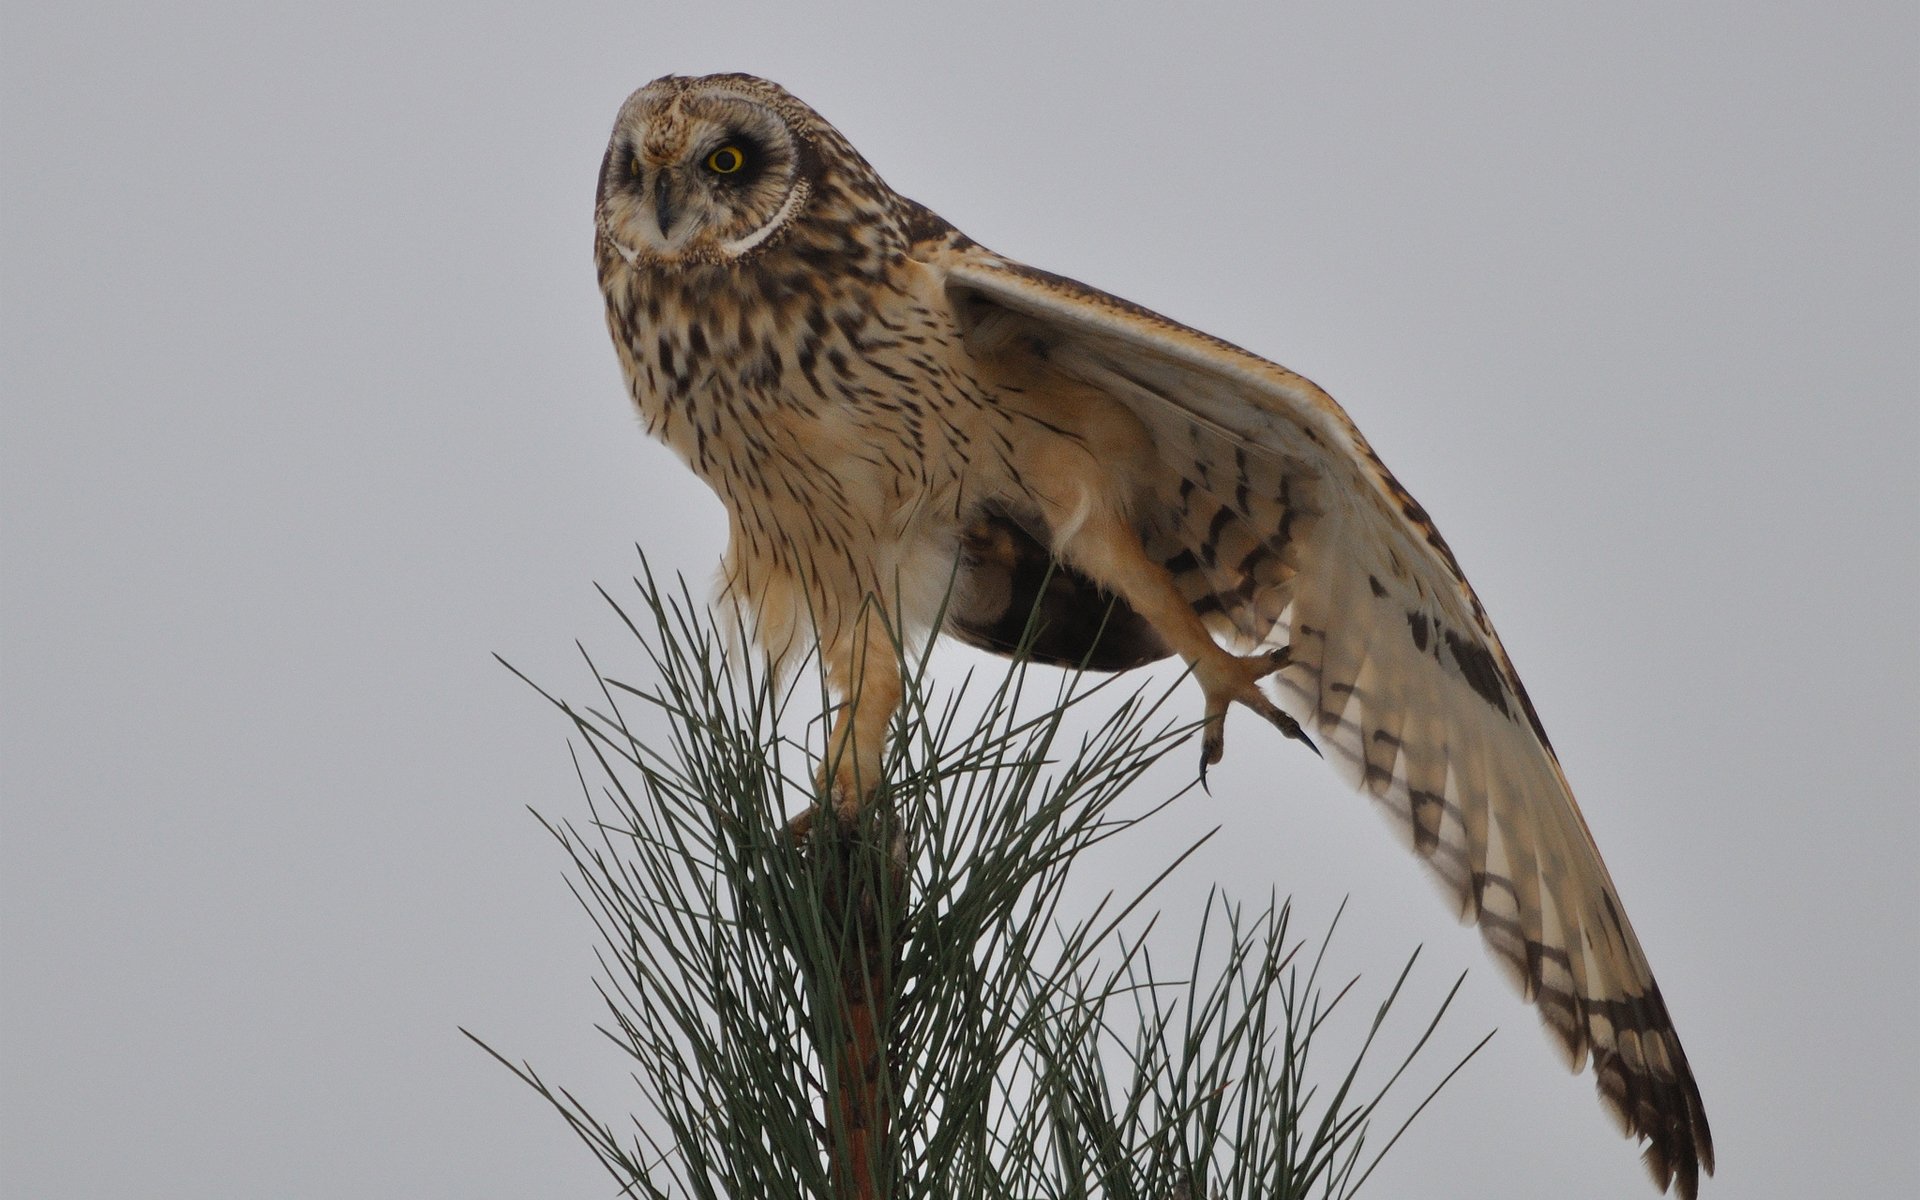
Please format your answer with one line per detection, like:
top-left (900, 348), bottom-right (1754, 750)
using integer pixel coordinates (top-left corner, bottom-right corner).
top-left (597, 73), bottom-right (900, 271)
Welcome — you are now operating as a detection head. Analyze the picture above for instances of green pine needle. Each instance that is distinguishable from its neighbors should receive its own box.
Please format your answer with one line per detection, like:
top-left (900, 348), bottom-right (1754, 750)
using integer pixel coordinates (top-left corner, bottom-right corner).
top-left (468, 555), bottom-right (1484, 1199)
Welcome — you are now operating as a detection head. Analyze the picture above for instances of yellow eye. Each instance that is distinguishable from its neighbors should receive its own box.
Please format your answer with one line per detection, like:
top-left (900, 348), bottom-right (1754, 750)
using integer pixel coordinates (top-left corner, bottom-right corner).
top-left (629, 155), bottom-right (643, 177)
top-left (706, 144), bottom-right (746, 174)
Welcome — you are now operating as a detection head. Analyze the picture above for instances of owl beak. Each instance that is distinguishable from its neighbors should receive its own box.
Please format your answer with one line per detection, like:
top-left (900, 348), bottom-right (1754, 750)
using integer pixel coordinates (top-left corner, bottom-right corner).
top-left (654, 172), bottom-right (678, 238)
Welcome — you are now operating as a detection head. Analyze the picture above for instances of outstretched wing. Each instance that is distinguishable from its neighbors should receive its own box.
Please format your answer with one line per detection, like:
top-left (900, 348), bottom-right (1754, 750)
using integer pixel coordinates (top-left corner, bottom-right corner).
top-left (935, 244), bottom-right (1712, 1198)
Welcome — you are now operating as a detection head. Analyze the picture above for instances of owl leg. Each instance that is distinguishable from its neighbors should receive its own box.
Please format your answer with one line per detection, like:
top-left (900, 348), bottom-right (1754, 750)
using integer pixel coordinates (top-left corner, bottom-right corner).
top-left (819, 609), bottom-right (904, 822)
top-left (1053, 506), bottom-right (1315, 779)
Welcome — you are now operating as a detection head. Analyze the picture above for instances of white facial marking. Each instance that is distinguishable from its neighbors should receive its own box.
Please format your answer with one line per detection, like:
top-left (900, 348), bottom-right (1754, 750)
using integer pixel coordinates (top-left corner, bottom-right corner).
top-left (720, 180), bottom-right (806, 257)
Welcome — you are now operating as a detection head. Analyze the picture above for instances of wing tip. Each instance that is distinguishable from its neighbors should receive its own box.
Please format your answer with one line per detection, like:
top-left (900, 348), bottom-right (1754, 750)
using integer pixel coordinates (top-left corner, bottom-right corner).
top-left (1593, 1012), bottom-right (1715, 1199)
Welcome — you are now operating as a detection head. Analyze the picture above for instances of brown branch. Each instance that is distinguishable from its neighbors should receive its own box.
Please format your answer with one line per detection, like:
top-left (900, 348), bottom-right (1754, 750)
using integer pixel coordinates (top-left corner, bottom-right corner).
top-left (809, 807), bottom-right (907, 1200)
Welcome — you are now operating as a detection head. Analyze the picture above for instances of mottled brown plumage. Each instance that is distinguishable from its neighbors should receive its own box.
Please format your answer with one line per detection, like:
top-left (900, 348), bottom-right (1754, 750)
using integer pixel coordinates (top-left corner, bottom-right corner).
top-left (594, 72), bottom-right (1712, 1196)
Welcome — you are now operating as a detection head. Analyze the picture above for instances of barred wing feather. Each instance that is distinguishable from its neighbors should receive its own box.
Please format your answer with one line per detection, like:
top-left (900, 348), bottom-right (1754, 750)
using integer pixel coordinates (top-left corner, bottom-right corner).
top-left (944, 254), bottom-right (1711, 1198)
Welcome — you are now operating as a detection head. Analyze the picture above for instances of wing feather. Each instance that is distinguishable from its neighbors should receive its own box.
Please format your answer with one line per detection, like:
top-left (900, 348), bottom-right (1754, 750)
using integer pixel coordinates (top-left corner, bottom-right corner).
top-left (937, 248), bottom-right (1712, 1195)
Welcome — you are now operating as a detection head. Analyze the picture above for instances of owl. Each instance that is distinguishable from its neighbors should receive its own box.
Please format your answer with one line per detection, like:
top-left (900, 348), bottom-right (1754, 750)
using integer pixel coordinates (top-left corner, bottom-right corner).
top-left (593, 73), bottom-right (1711, 1197)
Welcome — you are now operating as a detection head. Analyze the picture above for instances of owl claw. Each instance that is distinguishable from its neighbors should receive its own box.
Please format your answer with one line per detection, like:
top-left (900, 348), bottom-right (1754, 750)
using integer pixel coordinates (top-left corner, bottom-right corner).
top-left (1248, 689), bottom-right (1319, 757)
top-left (790, 760), bottom-right (872, 844)
top-left (787, 804), bottom-right (821, 845)
top-left (1194, 645), bottom-right (1314, 779)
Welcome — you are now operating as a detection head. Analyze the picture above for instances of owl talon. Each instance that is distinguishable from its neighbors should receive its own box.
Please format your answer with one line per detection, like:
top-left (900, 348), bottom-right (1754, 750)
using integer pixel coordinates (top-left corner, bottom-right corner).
top-left (1245, 686), bottom-right (1319, 757)
top-left (1198, 723), bottom-right (1224, 792)
top-left (793, 760), bottom-right (873, 845)
top-left (826, 764), bottom-right (869, 824)
top-left (788, 794), bottom-right (868, 848)
top-left (1193, 645), bottom-right (1311, 778)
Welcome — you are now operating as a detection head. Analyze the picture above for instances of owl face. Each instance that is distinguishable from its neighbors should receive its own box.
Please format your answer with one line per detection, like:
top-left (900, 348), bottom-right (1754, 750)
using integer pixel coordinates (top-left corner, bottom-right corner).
top-left (596, 75), bottom-right (813, 268)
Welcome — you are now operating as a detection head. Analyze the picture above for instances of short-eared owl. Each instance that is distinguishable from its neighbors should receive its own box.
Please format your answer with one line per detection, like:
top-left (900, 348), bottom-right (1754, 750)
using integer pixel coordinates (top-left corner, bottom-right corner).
top-left (594, 72), bottom-right (1711, 1196)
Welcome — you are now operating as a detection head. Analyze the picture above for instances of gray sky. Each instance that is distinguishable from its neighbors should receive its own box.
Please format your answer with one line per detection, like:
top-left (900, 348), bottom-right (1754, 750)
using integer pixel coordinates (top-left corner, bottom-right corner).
top-left (4, 2), bottom-right (1915, 1197)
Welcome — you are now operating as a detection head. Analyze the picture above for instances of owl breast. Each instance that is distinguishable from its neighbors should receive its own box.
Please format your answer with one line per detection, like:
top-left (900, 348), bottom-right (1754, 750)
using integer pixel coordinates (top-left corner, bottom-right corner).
top-left (603, 251), bottom-right (1033, 658)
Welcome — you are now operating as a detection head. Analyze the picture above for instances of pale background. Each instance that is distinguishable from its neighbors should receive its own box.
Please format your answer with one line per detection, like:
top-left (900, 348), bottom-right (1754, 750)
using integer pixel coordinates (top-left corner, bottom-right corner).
top-left (4, 2), bottom-right (1915, 1197)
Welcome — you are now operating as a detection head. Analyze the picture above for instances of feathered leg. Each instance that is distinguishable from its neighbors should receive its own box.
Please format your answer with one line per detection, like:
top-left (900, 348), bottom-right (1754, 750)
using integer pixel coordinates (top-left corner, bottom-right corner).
top-left (819, 604), bottom-right (904, 820)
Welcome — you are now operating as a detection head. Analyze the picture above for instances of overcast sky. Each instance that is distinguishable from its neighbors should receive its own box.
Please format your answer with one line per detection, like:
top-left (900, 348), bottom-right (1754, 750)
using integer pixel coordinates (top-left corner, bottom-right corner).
top-left (4, 3), bottom-right (1916, 1198)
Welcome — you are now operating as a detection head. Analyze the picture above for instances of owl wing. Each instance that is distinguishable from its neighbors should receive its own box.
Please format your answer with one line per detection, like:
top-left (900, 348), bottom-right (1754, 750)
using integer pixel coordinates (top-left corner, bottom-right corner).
top-left (934, 247), bottom-right (1711, 1198)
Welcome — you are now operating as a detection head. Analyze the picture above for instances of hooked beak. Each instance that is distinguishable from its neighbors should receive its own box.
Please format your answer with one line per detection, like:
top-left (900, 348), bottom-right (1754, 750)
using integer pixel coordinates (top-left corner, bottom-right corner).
top-left (653, 171), bottom-right (677, 238)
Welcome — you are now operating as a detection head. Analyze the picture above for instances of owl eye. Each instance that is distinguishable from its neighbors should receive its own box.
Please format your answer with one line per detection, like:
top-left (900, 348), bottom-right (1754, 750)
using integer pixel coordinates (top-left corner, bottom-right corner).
top-left (705, 144), bottom-right (747, 175)
top-left (629, 155), bottom-right (644, 179)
